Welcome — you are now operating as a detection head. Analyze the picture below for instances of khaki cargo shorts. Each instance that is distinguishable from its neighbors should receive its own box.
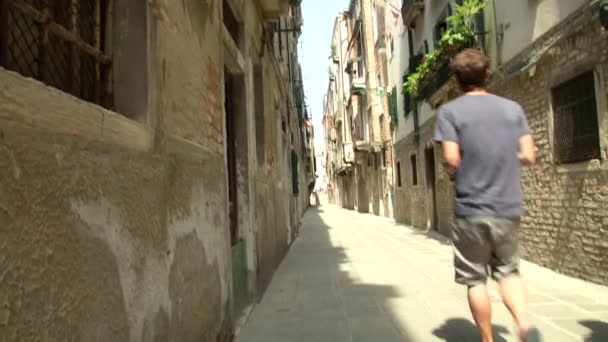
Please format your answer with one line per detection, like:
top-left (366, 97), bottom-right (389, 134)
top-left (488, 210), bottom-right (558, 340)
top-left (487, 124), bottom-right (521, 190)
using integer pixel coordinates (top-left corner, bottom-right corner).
top-left (452, 216), bottom-right (520, 287)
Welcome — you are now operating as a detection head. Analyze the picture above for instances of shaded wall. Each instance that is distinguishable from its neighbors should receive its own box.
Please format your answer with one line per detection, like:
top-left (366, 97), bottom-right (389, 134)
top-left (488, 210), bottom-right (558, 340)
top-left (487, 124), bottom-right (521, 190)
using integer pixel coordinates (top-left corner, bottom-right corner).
top-left (0, 0), bottom-right (303, 340)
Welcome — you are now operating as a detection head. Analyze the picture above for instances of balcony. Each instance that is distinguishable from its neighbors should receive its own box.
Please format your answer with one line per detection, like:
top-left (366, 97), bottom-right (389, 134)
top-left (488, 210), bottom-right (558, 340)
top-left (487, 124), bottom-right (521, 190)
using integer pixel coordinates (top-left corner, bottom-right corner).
top-left (350, 76), bottom-right (366, 93)
top-left (257, 0), bottom-right (291, 19)
top-left (401, 0), bottom-right (424, 27)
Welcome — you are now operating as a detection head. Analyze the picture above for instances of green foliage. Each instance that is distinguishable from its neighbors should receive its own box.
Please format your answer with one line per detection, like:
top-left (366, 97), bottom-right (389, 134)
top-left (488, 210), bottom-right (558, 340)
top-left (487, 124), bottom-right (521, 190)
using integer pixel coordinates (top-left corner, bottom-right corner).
top-left (330, 43), bottom-right (337, 57)
top-left (403, 0), bottom-right (485, 97)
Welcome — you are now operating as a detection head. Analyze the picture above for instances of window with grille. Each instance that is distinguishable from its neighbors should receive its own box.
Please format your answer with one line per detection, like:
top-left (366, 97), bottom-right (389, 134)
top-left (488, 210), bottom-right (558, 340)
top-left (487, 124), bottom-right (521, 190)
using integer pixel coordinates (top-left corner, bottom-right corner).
top-left (0, 0), bottom-right (112, 108)
top-left (551, 71), bottom-right (601, 164)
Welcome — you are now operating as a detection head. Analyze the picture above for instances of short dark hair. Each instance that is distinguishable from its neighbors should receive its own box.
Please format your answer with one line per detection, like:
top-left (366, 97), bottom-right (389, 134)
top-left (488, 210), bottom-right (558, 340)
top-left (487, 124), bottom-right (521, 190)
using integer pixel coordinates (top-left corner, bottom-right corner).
top-left (450, 49), bottom-right (490, 92)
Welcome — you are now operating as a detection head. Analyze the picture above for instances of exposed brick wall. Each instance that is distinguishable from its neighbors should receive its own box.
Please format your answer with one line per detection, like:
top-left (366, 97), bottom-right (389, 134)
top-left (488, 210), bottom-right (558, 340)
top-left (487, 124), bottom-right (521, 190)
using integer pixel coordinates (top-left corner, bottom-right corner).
top-left (490, 14), bottom-right (608, 284)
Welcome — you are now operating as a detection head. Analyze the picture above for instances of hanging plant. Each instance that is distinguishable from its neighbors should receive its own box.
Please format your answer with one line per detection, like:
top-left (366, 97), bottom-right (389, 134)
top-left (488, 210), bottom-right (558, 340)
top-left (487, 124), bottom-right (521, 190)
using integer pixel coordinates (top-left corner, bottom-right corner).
top-left (403, 0), bottom-right (485, 97)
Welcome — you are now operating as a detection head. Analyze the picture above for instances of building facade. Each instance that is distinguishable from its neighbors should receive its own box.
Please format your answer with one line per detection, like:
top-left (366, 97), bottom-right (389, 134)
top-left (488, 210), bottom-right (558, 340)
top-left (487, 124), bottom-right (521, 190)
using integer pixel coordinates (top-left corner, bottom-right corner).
top-left (324, 0), bottom-right (394, 217)
top-left (0, 0), bottom-right (313, 340)
top-left (389, 0), bottom-right (608, 284)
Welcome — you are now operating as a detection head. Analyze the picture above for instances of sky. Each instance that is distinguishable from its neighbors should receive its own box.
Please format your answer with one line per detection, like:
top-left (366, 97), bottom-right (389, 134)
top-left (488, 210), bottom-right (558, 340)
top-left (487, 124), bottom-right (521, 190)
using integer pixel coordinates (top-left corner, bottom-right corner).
top-left (299, 0), bottom-right (350, 146)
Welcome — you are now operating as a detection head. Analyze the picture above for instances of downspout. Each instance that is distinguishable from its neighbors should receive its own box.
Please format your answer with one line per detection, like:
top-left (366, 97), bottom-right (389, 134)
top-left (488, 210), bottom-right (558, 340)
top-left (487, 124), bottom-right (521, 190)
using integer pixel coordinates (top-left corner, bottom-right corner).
top-left (406, 28), bottom-right (420, 145)
top-left (338, 13), bottom-right (355, 168)
top-left (413, 100), bottom-right (420, 145)
top-left (491, 0), bottom-right (502, 66)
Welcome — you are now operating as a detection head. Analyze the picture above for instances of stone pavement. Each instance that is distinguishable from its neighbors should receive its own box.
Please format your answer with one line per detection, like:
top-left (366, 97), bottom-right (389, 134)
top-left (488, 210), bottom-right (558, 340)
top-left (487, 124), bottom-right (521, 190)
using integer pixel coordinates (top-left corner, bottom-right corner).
top-left (236, 204), bottom-right (608, 342)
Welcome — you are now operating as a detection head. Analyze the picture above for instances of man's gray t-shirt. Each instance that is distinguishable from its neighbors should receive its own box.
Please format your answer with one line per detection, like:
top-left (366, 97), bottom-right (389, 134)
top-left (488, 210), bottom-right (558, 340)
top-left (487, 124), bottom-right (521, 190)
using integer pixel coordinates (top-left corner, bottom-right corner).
top-left (434, 94), bottom-right (529, 218)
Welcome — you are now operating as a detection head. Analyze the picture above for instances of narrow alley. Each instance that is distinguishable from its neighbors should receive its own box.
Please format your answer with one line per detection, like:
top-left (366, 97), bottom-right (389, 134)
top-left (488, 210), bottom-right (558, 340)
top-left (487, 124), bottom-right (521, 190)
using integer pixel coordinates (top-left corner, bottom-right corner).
top-left (236, 203), bottom-right (608, 342)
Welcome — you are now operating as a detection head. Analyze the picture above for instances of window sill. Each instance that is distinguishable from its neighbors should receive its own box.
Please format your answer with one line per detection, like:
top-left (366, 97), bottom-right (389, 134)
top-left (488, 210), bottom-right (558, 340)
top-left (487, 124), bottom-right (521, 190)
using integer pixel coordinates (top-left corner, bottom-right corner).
top-left (555, 159), bottom-right (608, 173)
top-left (0, 68), bottom-right (153, 152)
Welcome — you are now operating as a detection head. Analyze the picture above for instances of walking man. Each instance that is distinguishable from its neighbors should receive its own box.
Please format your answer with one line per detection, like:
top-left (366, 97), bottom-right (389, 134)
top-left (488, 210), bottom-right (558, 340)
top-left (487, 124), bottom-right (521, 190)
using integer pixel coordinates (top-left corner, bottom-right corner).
top-left (434, 49), bottom-right (540, 342)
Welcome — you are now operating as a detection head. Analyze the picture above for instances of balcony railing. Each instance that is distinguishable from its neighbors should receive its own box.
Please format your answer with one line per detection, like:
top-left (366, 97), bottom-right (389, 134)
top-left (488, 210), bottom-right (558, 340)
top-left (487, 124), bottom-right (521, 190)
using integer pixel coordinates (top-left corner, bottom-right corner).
top-left (418, 61), bottom-right (451, 100)
top-left (350, 77), bottom-right (366, 93)
top-left (401, 0), bottom-right (424, 26)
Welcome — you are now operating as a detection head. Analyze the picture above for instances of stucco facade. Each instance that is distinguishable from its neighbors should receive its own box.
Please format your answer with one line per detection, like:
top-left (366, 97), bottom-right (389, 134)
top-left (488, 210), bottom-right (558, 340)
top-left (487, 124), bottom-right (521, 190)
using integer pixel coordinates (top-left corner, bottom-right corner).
top-left (323, 0), bottom-right (394, 218)
top-left (0, 0), bottom-right (311, 340)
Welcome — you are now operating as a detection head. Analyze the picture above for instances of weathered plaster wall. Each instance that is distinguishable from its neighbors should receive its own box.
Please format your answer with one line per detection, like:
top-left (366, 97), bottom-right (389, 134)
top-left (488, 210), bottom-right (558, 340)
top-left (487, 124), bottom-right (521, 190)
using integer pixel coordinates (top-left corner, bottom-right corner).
top-left (242, 0), bottom-right (296, 296)
top-left (0, 0), bottom-right (234, 340)
top-left (0, 111), bottom-right (231, 342)
top-left (1, 0), bottom-right (305, 340)
top-left (494, 0), bottom-right (588, 64)
top-left (156, 0), bottom-right (225, 154)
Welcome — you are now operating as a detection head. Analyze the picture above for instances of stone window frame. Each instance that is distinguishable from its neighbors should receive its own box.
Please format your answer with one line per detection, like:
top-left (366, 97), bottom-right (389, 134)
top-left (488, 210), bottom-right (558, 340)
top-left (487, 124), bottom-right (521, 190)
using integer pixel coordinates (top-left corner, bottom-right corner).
top-left (547, 64), bottom-right (608, 173)
top-left (0, 1), bottom-right (155, 152)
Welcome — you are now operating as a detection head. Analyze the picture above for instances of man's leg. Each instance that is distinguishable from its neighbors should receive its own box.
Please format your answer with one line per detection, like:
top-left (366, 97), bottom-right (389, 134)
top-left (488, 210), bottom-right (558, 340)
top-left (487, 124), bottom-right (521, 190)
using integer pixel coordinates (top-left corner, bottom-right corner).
top-left (453, 218), bottom-right (493, 341)
top-left (498, 275), bottom-right (532, 335)
top-left (489, 218), bottom-right (540, 341)
top-left (468, 283), bottom-right (494, 342)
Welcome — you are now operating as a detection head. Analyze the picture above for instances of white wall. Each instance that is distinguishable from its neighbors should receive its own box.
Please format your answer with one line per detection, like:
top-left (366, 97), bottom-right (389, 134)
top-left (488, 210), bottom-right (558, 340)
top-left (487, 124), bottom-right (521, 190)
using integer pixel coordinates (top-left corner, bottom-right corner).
top-left (494, 0), bottom-right (588, 63)
top-left (388, 0), bottom-right (589, 146)
top-left (388, 0), bottom-right (452, 143)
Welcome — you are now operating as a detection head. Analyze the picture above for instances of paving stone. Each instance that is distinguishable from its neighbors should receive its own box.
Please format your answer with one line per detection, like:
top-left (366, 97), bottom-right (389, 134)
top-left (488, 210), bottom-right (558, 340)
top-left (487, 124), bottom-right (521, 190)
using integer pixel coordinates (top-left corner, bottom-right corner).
top-left (236, 206), bottom-right (608, 342)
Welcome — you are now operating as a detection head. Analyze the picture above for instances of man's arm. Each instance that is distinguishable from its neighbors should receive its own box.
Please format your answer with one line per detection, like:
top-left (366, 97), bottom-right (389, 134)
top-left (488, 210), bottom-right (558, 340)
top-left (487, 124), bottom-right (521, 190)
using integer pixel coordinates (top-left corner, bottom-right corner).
top-left (442, 141), bottom-right (461, 179)
top-left (518, 134), bottom-right (536, 166)
top-left (434, 107), bottom-right (460, 180)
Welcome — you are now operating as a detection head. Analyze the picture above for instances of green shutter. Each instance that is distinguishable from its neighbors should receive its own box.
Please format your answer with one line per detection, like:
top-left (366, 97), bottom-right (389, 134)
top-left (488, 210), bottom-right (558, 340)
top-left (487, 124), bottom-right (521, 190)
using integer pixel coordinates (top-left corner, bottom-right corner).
top-left (390, 87), bottom-right (398, 128)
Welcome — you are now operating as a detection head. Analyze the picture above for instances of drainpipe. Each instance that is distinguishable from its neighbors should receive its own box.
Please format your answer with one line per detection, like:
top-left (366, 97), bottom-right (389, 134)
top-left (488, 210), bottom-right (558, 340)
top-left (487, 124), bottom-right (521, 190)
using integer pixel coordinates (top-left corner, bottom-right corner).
top-left (413, 100), bottom-right (420, 145)
top-left (491, 0), bottom-right (502, 66)
top-left (338, 13), bottom-right (355, 169)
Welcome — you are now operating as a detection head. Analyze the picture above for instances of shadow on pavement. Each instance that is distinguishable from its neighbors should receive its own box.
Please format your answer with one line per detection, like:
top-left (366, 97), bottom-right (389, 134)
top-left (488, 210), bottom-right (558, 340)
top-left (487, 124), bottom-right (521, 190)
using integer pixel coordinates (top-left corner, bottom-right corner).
top-left (390, 221), bottom-right (452, 246)
top-left (579, 320), bottom-right (608, 341)
top-left (238, 207), bottom-right (502, 342)
top-left (237, 207), bottom-right (409, 341)
top-left (433, 318), bottom-right (509, 342)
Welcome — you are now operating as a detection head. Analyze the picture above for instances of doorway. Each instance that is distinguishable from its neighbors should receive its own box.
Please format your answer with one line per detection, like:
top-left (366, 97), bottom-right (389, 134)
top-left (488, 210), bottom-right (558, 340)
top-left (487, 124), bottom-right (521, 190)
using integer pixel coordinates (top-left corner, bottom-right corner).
top-left (224, 68), bottom-right (250, 317)
top-left (425, 147), bottom-right (438, 231)
top-left (225, 69), bottom-right (239, 244)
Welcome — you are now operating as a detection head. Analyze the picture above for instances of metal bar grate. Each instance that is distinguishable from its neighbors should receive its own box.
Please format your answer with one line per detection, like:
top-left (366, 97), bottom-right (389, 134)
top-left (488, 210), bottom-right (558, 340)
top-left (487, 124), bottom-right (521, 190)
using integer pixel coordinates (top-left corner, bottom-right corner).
top-left (0, 0), bottom-right (112, 109)
top-left (551, 71), bottom-right (601, 164)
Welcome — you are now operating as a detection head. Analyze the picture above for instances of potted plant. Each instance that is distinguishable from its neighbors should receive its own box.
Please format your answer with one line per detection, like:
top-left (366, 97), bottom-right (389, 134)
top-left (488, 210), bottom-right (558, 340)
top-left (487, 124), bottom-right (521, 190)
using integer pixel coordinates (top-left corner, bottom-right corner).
top-left (403, 0), bottom-right (486, 97)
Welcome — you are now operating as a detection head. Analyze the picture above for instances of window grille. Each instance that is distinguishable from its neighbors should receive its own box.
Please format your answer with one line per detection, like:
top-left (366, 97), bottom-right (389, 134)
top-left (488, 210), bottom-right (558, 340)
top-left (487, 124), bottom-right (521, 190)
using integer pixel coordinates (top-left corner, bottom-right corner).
top-left (551, 71), bottom-right (601, 164)
top-left (0, 0), bottom-right (112, 108)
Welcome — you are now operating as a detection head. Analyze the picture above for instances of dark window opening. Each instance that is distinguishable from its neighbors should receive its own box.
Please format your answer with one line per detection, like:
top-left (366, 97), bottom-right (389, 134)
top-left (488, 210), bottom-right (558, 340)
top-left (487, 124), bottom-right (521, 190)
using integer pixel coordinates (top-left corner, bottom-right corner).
top-left (396, 161), bottom-right (402, 187)
top-left (551, 71), bottom-right (601, 164)
top-left (224, 69), bottom-right (238, 244)
top-left (410, 154), bottom-right (418, 185)
top-left (374, 153), bottom-right (379, 170)
top-left (223, 0), bottom-right (240, 45)
top-left (254, 65), bottom-right (265, 166)
top-left (382, 148), bottom-right (387, 168)
top-left (434, 21), bottom-right (448, 47)
top-left (407, 28), bottom-right (414, 56)
top-left (0, 0), bottom-right (112, 108)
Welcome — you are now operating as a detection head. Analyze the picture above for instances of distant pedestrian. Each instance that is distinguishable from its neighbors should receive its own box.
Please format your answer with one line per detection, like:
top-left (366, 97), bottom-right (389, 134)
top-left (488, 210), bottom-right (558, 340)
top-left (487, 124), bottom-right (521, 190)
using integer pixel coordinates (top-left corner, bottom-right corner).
top-left (434, 49), bottom-right (540, 342)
